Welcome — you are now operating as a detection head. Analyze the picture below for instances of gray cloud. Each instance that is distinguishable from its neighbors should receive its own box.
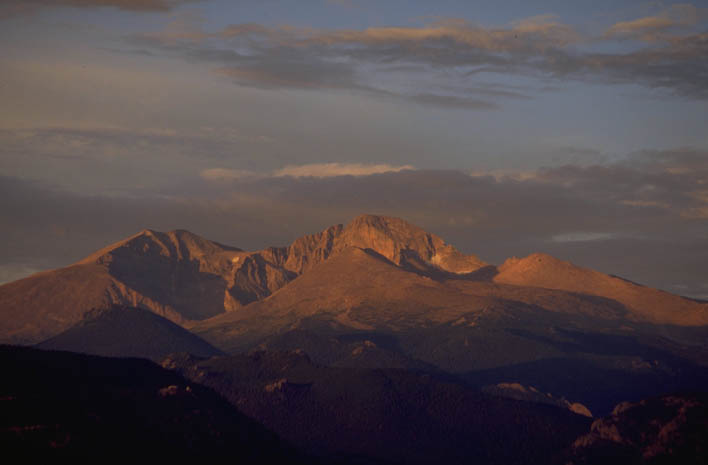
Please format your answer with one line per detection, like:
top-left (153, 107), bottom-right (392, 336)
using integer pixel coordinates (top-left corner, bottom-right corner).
top-left (0, 125), bottom-right (283, 192)
top-left (128, 18), bottom-right (547, 109)
top-left (127, 9), bottom-right (708, 102)
top-left (2, 148), bottom-right (707, 296)
top-left (0, 0), bottom-right (201, 17)
top-left (604, 4), bottom-right (707, 42)
top-left (545, 32), bottom-right (708, 98)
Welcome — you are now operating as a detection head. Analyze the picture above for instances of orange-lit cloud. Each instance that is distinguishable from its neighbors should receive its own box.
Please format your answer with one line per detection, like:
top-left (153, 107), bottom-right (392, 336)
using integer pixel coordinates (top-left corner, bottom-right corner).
top-left (199, 163), bottom-right (416, 182)
top-left (217, 16), bottom-right (579, 54)
top-left (130, 6), bottom-right (708, 101)
top-left (604, 4), bottom-right (706, 41)
top-left (273, 163), bottom-right (415, 178)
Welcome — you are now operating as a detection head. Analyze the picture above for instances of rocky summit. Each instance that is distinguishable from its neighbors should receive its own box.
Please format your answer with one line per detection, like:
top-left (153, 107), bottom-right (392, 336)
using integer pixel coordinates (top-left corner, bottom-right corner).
top-left (2, 214), bottom-right (707, 345)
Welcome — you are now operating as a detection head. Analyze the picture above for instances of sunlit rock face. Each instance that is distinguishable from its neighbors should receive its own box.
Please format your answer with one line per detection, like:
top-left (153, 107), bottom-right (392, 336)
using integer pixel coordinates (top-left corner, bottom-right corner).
top-left (1, 214), bottom-right (706, 346)
top-left (495, 252), bottom-right (708, 325)
top-left (282, 214), bottom-right (487, 275)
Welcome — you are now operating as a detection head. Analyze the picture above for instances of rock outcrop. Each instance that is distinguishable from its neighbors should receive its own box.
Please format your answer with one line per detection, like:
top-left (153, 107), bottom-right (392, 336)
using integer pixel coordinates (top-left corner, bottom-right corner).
top-left (568, 393), bottom-right (708, 464)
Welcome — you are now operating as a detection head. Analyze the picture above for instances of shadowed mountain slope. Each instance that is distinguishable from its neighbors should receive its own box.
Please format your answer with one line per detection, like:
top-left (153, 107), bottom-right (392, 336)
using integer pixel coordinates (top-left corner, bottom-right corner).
top-left (0, 345), bottom-right (308, 462)
top-left (565, 392), bottom-right (708, 464)
top-left (37, 306), bottom-right (222, 362)
top-left (0, 229), bottom-right (243, 344)
top-left (163, 350), bottom-right (591, 465)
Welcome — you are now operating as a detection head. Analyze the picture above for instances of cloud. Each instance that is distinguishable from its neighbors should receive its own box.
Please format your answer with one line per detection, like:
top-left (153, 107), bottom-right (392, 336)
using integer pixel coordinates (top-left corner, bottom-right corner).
top-left (604, 4), bottom-right (707, 42)
top-left (198, 164), bottom-right (416, 182)
top-left (273, 163), bottom-right (415, 178)
top-left (2, 147), bottom-right (708, 297)
top-left (405, 93), bottom-right (498, 110)
top-left (0, 125), bottom-right (283, 193)
top-left (620, 200), bottom-right (670, 209)
top-left (551, 232), bottom-right (616, 243)
top-left (132, 28), bottom-right (512, 108)
top-left (295, 16), bottom-right (579, 53)
top-left (128, 6), bottom-right (708, 101)
top-left (606, 16), bottom-right (677, 39)
top-left (1, 0), bottom-right (200, 15)
top-left (213, 63), bottom-right (357, 91)
top-left (129, 16), bottom-right (570, 108)
top-left (200, 168), bottom-right (258, 181)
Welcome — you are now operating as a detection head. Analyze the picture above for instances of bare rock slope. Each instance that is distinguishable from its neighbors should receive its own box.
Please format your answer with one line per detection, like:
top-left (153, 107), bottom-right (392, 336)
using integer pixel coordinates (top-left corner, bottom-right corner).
top-left (1, 214), bottom-right (706, 346)
top-left (495, 253), bottom-right (706, 325)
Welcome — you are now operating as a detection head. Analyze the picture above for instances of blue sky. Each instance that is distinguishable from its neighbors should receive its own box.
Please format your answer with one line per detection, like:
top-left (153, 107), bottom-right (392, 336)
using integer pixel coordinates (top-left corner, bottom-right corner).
top-left (0, 0), bottom-right (707, 298)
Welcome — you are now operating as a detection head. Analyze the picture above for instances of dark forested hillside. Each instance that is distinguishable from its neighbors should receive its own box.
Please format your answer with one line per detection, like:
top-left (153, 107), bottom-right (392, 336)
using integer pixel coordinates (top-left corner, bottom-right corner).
top-left (164, 350), bottom-right (591, 465)
top-left (0, 345), bottom-right (307, 462)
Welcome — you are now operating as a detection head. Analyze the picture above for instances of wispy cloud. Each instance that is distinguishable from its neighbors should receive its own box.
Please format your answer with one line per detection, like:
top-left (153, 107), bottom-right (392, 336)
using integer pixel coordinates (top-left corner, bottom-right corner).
top-left (200, 168), bottom-right (258, 181)
top-left (129, 16), bottom-right (567, 108)
top-left (1, 0), bottom-right (201, 17)
top-left (125, 4), bottom-right (708, 102)
top-left (273, 163), bottom-right (414, 178)
top-left (551, 232), bottom-right (616, 243)
top-left (604, 4), bottom-right (707, 42)
top-left (293, 16), bottom-right (579, 52)
top-left (199, 163), bottom-right (416, 181)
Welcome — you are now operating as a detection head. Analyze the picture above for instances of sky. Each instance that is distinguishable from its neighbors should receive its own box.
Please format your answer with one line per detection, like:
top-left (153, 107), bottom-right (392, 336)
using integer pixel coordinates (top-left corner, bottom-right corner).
top-left (0, 0), bottom-right (707, 299)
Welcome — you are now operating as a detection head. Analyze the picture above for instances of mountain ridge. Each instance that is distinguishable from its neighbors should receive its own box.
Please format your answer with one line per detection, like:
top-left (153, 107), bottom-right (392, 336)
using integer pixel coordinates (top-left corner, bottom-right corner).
top-left (0, 214), bottom-right (706, 345)
top-left (494, 252), bottom-right (707, 325)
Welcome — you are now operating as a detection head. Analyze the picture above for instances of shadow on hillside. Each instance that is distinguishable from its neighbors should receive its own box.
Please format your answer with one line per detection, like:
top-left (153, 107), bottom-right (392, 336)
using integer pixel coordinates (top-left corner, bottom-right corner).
top-left (463, 354), bottom-right (708, 416)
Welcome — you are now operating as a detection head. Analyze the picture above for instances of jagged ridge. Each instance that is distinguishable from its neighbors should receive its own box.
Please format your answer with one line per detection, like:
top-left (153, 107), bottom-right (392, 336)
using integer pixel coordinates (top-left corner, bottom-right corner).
top-left (1, 214), bottom-right (706, 346)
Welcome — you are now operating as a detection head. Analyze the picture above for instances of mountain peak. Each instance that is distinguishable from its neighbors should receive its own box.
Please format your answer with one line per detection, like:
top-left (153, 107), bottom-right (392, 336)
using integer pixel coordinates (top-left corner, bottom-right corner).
top-left (346, 214), bottom-right (428, 239)
top-left (340, 214), bottom-right (487, 274)
top-left (280, 214), bottom-right (486, 275)
top-left (347, 213), bottom-right (420, 230)
top-left (78, 228), bottom-right (241, 266)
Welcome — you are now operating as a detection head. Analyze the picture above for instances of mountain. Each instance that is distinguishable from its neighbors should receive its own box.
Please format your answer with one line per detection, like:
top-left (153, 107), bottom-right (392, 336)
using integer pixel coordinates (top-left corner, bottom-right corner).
top-left (0, 229), bottom-right (243, 344)
top-left (3, 214), bottom-right (705, 347)
top-left (1, 214), bottom-right (707, 412)
top-left (282, 214), bottom-right (488, 275)
top-left (2, 213), bottom-right (707, 461)
top-left (192, 245), bottom-right (636, 353)
top-left (163, 350), bottom-right (591, 465)
top-left (566, 392), bottom-right (707, 464)
top-left (37, 305), bottom-right (222, 362)
top-left (0, 215), bottom-right (489, 344)
top-left (181, 218), bottom-right (708, 415)
top-left (0, 345), bottom-right (308, 461)
top-left (495, 253), bottom-right (707, 326)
